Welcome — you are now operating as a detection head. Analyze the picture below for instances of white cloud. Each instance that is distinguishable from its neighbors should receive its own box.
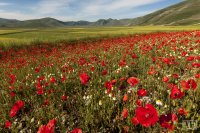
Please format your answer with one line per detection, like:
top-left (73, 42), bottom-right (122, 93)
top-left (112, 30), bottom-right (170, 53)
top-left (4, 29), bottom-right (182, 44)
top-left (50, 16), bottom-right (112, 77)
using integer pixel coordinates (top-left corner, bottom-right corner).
top-left (0, 2), bottom-right (12, 6)
top-left (31, 0), bottom-right (72, 15)
top-left (30, 0), bottom-right (163, 18)
top-left (0, 10), bottom-right (35, 20)
top-left (73, 0), bottom-right (163, 20)
top-left (83, 0), bottom-right (163, 14)
top-left (0, 9), bottom-right (78, 21)
top-left (110, 0), bottom-right (163, 10)
top-left (0, 0), bottom-right (164, 21)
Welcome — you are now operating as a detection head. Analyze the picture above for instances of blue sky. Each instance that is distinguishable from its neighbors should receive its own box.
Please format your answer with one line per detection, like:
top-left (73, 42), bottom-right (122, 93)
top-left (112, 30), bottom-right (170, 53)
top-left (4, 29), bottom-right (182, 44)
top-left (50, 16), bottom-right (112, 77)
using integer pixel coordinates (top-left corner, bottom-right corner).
top-left (0, 0), bottom-right (182, 21)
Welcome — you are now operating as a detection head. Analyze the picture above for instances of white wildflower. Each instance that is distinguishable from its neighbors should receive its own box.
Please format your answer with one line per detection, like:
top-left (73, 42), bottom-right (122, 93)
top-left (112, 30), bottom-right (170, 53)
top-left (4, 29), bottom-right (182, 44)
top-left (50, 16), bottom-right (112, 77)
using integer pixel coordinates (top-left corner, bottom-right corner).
top-left (156, 100), bottom-right (163, 106)
top-left (99, 100), bottom-right (102, 106)
top-left (113, 97), bottom-right (116, 101)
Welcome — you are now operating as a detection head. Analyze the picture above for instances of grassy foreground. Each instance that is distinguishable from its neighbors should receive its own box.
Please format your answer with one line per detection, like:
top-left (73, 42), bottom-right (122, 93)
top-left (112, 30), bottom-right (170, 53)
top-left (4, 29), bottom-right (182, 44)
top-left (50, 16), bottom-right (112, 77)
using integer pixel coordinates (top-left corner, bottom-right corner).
top-left (1, 26), bottom-right (200, 47)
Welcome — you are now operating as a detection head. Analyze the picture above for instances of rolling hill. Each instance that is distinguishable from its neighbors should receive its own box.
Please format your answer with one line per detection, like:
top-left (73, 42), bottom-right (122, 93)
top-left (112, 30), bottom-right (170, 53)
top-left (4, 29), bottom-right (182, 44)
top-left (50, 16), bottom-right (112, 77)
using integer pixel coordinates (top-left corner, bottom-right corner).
top-left (0, 0), bottom-right (199, 27)
top-left (0, 17), bottom-right (66, 28)
top-left (130, 0), bottom-right (200, 25)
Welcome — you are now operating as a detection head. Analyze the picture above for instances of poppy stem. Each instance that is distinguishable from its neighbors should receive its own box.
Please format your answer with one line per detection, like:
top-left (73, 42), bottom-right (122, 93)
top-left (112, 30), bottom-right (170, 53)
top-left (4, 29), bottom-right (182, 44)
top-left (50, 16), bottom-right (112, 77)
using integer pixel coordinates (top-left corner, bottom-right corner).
top-left (169, 93), bottom-right (172, 113)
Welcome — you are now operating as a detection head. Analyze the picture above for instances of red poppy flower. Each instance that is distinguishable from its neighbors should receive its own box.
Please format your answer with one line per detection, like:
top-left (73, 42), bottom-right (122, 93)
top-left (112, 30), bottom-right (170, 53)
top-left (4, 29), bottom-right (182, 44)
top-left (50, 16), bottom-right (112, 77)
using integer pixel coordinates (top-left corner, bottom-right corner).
top-left (180, 79), bottom-right (197, 91)
top-left (47, 119), bottom-right (56, 130)
top-left (170, 86), bottom-right (184, 99)
top-left (102, 69), bottom-right (108, 75)
top-left (9, 86), bottom-right (14, 91)
top-left (37, 125), bottom-right (46, 133)
top-left (37, 89), bottom-right (44, 95)
top-left (119, 59), bottom-right (126, 67)
top-left (101, 60), bottom-right (106, 67)
top-left (152, 57), bottom-right (156, 62)
top-left (78, 58), bottom-right (87, 66)
top-left (61, 95), bottom-right (68, 101)
top-left (122, 108), bottom-right (128, 119)
top-left (9, 74), bottom-right (16, 85)
top-left (195, 73), bottom-right (200, 79)
top-left (127, 77), bottom-right (139, 87)
top-left (186, 56), bottom-right (195, 61)
top-left (61, 75), bottom-right (66, 82)
top-left (36, 81), bottom-right (42, 89)
top-left (38, 76), bottom-right (45, 82)
top-left (137, 88), bottom-right (147, 97)
top-left (90, 67), bottom-right (95, 71)
top-left (181, 51), bottom-right (187, 57)
top-left (163, 58), bottom-right (171, 65)
top-left (178, 108), bottom-right (187, 116)
top-left (10, 100), bottom-right (24, 118)
top-left (180, 80), bottom-right (190, 90)
top-left (79, 73), bottom-right (90, 85)
top-left (172, 74), bottom-right (179, 79)
top-left (120, 77), bottom-right (126, 82)
top-left (104, 81), bottom-right (112, 93)
top-left (123, 94), bottom-right (128, 102)
top-left (35, 67), bottom-right (41, 73)
top-left (50, 77), bottom-right (56, 83)
top-left (136, 99), bottom-right (142, 106)
top-left (159, 113), bottom-right (177, 131)
top-left (135, 104), bottom-right (158, 127)
top-left (187, 79), bottom-right (197, 90)
top-left (37, 119), bottom-right (56, 133)
top-left (162, 76), bottom-right (169, 83)
top-left (131, 117), bottom-right (139, 126)
top-left (132, 53), bottom-right (137, 59)
top-left (90, 56), bottom-right (98, 62)
top-left (45, 82), bottom-right (49, 87)
top-left (192, 62), bottom-right (200, 68)
top-left (5, 120), bottom-right (11, 129)
top-left (196, 55), bottom-right (200, 60)
top-left (111, 79), bottom-right (117, 85)
top-left (10, 92), bottom-right (15, 97)
top-left (148, 66), bottom-right (156, 75)
top-left (43, 99), bottom-right (49, 106)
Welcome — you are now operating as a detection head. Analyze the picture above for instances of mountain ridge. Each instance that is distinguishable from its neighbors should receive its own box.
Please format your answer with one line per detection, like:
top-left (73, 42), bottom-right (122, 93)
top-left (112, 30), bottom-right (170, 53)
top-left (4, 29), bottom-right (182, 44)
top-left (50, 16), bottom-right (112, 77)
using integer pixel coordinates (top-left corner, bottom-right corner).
top-left (0, 0), bottom-right (199, 27)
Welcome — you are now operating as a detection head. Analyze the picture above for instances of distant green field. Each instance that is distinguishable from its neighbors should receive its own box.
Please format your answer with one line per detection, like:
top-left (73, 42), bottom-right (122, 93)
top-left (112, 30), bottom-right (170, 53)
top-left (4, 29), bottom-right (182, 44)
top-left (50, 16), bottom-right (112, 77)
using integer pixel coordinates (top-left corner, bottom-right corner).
top-left (0, 26), bottom-right (200, 47)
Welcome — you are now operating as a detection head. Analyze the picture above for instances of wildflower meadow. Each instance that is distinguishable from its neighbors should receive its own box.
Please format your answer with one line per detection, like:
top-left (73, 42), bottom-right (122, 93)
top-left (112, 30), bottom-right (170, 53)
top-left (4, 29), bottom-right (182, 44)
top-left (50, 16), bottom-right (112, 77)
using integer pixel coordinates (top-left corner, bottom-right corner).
top-left (0, 31), bottom-right (200, 132)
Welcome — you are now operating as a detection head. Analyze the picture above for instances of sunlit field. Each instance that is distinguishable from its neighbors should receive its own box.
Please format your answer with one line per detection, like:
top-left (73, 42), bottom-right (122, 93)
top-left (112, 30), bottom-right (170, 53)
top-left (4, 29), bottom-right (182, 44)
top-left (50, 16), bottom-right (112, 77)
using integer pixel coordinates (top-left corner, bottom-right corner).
top-left (0, 29), bottom-right (199, 132)
top-left (1, 26), bottom-right (200, 48)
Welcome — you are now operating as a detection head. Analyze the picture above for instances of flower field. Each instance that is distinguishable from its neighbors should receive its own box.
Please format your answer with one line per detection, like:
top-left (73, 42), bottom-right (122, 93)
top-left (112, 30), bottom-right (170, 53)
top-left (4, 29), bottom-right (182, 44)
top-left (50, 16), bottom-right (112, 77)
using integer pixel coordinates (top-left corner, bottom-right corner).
top-left (0, 31), bottom-right (200, 132)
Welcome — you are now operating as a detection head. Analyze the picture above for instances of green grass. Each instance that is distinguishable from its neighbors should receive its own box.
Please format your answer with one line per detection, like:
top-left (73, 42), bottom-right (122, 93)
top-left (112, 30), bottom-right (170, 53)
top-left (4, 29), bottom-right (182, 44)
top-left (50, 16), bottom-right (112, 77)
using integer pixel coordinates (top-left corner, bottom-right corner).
top-left (0, 26), bottom-right (200, 47)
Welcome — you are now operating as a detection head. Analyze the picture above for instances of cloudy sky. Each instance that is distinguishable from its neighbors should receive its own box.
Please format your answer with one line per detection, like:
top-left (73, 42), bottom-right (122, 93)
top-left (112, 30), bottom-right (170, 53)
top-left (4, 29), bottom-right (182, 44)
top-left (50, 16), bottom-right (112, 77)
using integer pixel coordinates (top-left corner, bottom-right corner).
top-left (0, 0), bottom-right (181, 21)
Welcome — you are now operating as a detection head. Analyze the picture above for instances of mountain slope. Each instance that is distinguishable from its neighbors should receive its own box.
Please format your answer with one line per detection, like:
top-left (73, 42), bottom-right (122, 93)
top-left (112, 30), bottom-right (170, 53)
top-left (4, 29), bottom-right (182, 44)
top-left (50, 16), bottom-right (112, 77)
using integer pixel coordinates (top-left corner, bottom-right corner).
top-left (64, 21), bottom-right (92, 26)
top-left (130, 0), bottom-right (200, 25)
top-left (0, 17), bottom-right (66, 28)
top-left (19, 18), bottom-right (66, 27)
top-left (0, 18), bottom-right (20, 27)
